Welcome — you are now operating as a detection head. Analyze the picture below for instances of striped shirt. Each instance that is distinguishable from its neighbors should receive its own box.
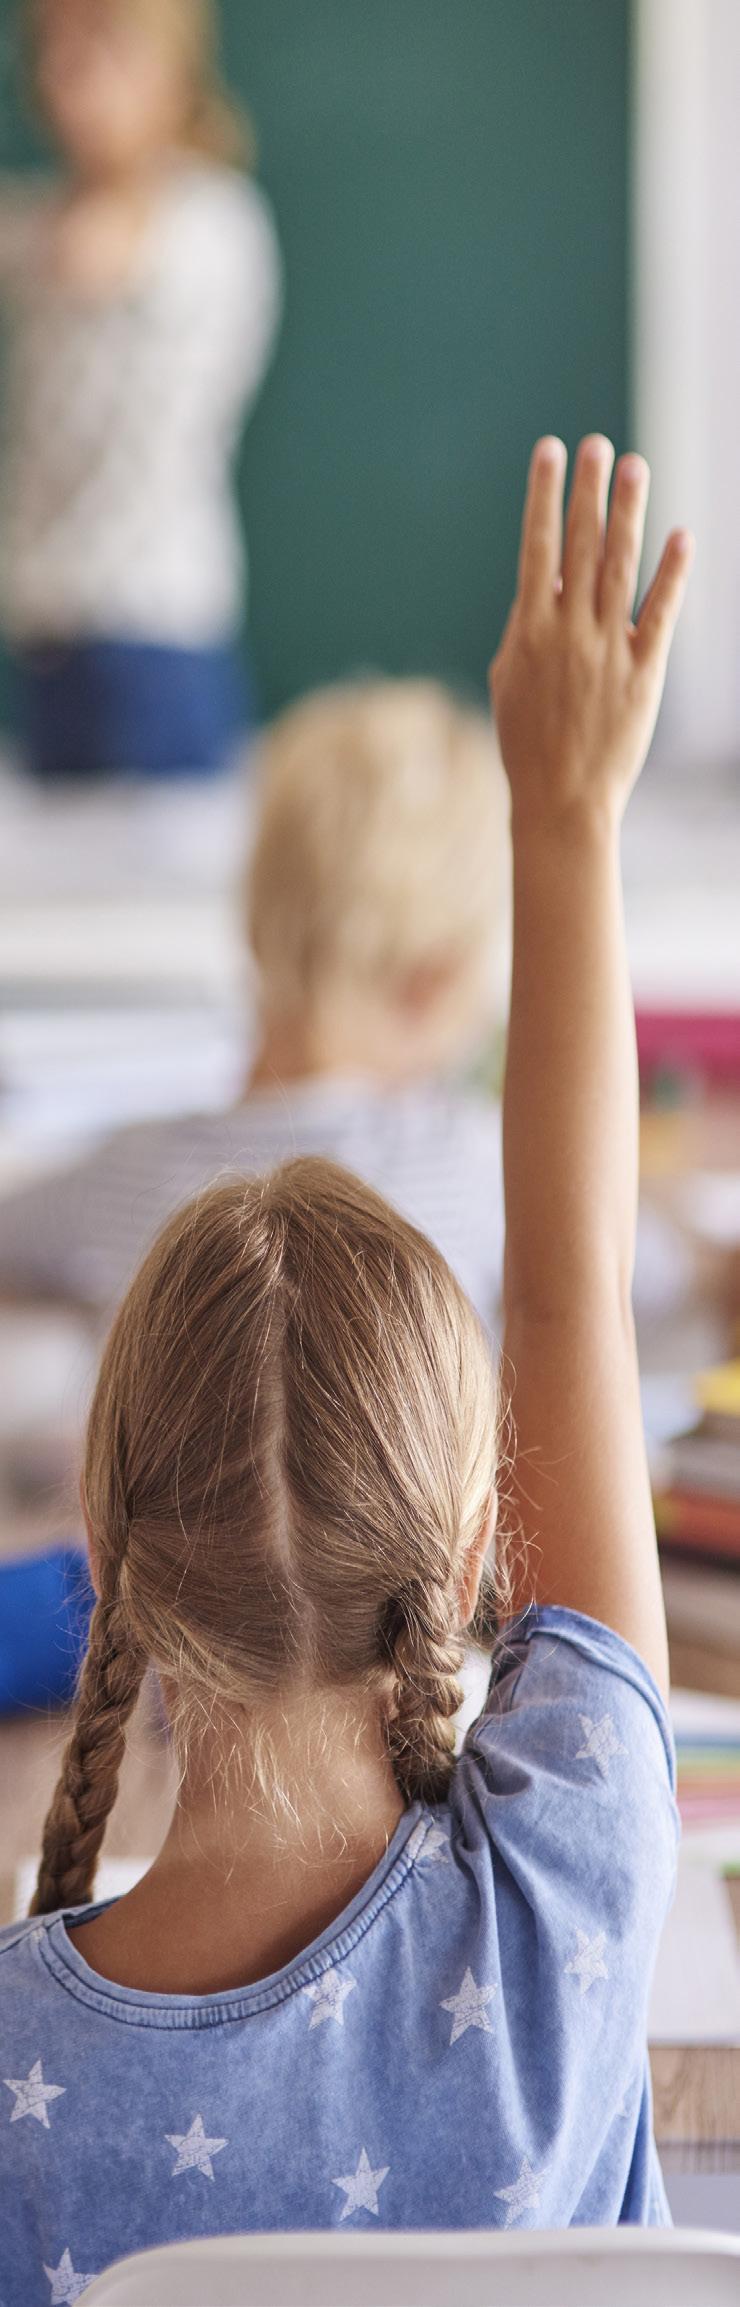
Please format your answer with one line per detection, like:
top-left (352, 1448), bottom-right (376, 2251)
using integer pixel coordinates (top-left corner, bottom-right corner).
top-left (0, 1080), bottom-right (504, 1327)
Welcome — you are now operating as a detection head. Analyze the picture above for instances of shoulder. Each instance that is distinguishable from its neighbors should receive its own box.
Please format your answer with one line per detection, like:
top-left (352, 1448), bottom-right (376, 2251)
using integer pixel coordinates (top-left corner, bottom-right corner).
top-left (467, 1602), bottom-right (676, 1805)
top-left (0, 1913), bottom-right (49, 1973)
top-left (0, 1109), bottom-right (219, 1253)
top-left (161, 163), bottom-right (280, 277)
top-left (0, 1914), bottom-right (81, 2088)
top-left (90, 1110), bottom-right (294, 1217)
top-left (456, 1606), bottom-right (677, 1929)
top-left (69, 1107), bottom-right (235, 1180)
top-left (64, 1111), bottom-right (256, 1227)
top-left (0, 1114), bottom-right (180, 1216)
top-left (7, 1107), bottom-right (270, 1208)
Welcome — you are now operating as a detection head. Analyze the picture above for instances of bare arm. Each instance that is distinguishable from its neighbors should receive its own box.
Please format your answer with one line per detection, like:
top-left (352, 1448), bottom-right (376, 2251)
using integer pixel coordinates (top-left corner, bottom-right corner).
top-left (491, 436), bottom-right (693, 1697)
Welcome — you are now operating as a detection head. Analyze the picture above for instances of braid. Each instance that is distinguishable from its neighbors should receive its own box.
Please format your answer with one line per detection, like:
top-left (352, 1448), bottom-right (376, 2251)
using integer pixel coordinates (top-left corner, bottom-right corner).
top-left (385, 1579), bottom-right (464, 1805)
top-left (470, 1559), bottom-right (501, 1647)
top-left (30, 1588), bottom-right (146, 1917)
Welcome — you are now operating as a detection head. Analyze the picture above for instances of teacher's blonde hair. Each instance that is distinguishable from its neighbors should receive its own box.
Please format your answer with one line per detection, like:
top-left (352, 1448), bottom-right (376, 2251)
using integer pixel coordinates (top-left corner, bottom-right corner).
top-left (31, 0), bottom-right (254, 169)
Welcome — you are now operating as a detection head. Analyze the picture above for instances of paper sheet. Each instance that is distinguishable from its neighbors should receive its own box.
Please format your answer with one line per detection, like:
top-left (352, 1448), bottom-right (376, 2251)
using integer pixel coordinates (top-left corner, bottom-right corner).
top-left (673, 1687), bottom-right (740, 1740)
top-left (649, 1859), bottom-right (740, 2043)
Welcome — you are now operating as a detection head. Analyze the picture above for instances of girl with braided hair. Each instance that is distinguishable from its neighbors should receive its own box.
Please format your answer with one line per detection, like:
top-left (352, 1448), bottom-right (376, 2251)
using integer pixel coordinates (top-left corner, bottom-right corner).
top-left (1, 438), bottom-right (691, 2296)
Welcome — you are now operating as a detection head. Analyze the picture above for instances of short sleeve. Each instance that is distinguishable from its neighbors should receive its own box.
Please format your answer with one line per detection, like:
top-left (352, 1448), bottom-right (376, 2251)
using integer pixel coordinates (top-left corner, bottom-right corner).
top-left (450, 1607), bottom-right (678, 2142)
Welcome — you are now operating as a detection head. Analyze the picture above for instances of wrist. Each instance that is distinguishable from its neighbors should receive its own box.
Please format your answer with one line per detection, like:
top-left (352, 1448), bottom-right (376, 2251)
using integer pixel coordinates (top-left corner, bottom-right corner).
top-left (509, 788), bottom-right (623, 860)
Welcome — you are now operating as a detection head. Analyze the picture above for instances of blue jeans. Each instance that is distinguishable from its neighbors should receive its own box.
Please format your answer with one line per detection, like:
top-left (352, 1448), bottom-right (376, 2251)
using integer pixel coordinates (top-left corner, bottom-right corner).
top-left (15, 637), bottom-right (250, 781)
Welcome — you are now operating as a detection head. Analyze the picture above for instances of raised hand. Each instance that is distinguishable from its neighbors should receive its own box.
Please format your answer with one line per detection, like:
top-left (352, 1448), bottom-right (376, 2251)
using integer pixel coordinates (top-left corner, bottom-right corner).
top-left (491, 434), bottom-right (694, 826)
top-left (494, 434), bottom-right (693, 1693)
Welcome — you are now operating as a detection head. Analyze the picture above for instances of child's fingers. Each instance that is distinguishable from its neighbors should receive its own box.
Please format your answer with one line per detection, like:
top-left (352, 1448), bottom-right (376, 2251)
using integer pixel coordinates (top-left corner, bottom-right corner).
top-left (562, 436), bottom-right (614, 610)
top-left (633, 529), bottom-right (695, 665)
top-left (517, 437), bottom-right (567, 614)
top-left (599, 454), bottom-right (650, 626)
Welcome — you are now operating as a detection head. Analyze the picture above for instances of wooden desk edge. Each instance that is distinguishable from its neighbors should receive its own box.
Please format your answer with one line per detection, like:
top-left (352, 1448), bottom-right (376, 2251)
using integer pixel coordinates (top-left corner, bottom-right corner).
top-left (650, 2044), bottom-right (740, 2147)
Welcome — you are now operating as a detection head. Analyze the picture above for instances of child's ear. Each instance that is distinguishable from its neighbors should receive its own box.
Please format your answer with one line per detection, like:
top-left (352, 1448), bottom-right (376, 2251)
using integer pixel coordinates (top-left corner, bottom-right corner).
top-left (79, 1476), bottom-right (101, 1598)
top-left (458, 1494), bottom-right (497, 1626)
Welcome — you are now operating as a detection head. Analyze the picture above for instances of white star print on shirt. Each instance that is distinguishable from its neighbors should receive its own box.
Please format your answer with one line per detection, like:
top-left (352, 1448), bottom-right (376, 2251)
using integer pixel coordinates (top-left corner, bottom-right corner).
top-left (418, 1822), bottom-right (450, 1864)
top-left (441, 1966), bottom-right (497, 2044)
top-left (5, 2059), bottom-right (65, 2128)
top-left (575, 1713), bottom-right (626, 1778)
top-left (495, 2155), bottom-right (548, 2226)
top-left (332, 2146), bottom-right (389, 2220)
top-left (165, 2113), bottom-right (228, 2179)
top-left (566, 1928), bottom-right (609, 1995)
top-left (303, 1967), bottom-right (357, 2029)
top-left (43, 2248), bottom-right (96, 2304)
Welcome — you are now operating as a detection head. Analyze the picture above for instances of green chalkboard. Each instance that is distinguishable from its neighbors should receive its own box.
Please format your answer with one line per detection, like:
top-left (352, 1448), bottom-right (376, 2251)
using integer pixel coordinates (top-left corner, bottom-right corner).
top-left (0, 1), bottom-right (629, 720)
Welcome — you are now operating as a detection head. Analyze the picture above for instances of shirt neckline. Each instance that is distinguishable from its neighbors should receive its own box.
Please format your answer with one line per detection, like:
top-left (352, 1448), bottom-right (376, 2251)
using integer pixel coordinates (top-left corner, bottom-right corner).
top-left (37, 1802), bottom-right (427, 2027)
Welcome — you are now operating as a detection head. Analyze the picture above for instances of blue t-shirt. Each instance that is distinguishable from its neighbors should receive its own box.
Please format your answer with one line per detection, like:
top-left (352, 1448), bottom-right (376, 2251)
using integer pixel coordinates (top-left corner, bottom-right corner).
top-left (0, 1609), bottom-right (677, 2303)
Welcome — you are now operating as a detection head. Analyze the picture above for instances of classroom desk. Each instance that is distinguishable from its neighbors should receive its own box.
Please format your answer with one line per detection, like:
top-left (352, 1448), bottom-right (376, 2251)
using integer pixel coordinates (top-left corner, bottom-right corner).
top-left (0, 1693), bottom-right (738, 2177)
top-left (651, 1875), bottom-right (740, 2172)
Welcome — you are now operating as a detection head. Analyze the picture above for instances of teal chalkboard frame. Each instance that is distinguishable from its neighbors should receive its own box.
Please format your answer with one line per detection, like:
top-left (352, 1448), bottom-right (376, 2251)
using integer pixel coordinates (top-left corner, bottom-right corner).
top-left (0, 0), bottom-right (628, 722)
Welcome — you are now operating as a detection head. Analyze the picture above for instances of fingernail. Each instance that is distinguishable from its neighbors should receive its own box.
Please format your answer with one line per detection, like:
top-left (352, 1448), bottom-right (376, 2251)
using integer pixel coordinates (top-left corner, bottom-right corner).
top-left (536, 436), bottom-right (565, 465)
top-left (674, 529), bottom-right (694, 557)
top-left (580, 435), bottom-right (612, 465)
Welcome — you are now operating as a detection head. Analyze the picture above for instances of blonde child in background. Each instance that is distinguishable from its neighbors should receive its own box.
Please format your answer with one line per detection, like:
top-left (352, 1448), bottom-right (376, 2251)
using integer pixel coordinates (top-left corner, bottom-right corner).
top-left (0, 680), bottom-right (504, 1716)
top-left (0, 0), bottom-right (281, 780)
top-left (0, 438), bottom-right (692, 2290)
top-left (0, 679), bottom-right (508, 1328)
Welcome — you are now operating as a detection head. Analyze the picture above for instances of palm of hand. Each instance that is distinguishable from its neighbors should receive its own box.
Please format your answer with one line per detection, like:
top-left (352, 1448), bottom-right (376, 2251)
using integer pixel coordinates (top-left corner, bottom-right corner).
top-left (491, 436), bottom-right (693, 826)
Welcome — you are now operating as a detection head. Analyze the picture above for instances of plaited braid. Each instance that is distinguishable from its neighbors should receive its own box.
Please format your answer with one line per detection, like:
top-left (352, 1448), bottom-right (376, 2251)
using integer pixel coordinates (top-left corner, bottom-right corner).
top-left (385, 1578), bottom-right (465, 1804)
top-left (31, 1581), bottom-right (146, 1917)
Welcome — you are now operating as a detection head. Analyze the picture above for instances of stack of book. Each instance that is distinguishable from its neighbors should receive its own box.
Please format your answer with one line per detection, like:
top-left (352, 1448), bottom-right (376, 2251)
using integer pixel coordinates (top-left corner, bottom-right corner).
top-left (672, 1689), bottom-right (740, 1836)
top-left (636, 1006), bottom-right (740, 1091)
top-left (654, 1361), bottom-right (740, 1565)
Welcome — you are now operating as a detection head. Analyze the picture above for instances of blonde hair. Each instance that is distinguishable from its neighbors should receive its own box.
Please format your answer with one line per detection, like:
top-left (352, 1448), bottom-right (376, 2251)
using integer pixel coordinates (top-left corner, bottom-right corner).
top-left (247, 680), bottom-right (508, 1030)
top-left (32, 1159), bottom-right (503, 1916)
top-left (31, 0), bottom-right (254, 169)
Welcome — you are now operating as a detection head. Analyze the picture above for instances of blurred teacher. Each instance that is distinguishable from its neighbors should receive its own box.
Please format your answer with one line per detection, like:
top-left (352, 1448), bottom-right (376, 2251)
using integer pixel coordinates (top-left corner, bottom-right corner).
top-left (0, 0), bottom-right (281, 780)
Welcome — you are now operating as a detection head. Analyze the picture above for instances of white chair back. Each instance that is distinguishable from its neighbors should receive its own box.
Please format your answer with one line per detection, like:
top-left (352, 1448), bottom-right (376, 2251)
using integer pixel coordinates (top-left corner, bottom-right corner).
top-left (80, 2225), bottom-right (740, 2307)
